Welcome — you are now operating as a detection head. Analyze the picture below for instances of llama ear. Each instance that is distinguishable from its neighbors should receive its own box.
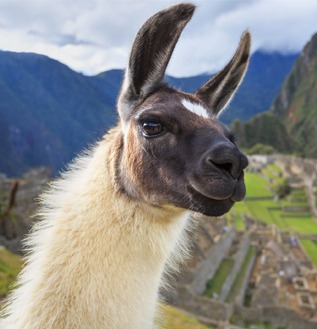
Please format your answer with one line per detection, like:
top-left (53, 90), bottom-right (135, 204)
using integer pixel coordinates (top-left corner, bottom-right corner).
top-left (120, 3), bottom-right (195, 105)
top-left (195, 31), bottom-right (251, 116)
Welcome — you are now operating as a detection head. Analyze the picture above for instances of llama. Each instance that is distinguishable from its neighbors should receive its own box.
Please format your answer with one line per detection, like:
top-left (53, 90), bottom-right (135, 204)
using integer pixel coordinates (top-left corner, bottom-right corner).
top-left (1, 3), bottom-right (250, 329)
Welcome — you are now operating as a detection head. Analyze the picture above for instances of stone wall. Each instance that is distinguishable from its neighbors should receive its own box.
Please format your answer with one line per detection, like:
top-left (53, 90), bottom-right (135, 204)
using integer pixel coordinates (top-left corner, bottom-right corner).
top-left (0, 167), bottom-right (51, 253)
top-left (263, 306), bottom-right (317, 329)
top-left (234, 247), bottom-right (257, 306)
top-left (188, 229), bottom-right (236, 295)
top-left (235, 305), bottom-right (317, 329)
top-left (170, 285), bottom-right (316, 329)
top-left (0, 236), bottom-right (23, 254)
top-left (219, 233), bottom-right (251, 302)
top-left (175, 286), bottom-right (233, 321)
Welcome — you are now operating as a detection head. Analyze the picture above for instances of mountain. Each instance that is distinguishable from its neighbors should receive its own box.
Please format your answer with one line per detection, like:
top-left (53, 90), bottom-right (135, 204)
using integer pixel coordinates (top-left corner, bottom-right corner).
top-left (0, 50), bottom-right (297, 176)
top-left (233, 32), bottom-right (317, 158)
top-left (231, 112), bottom-right (293, 154)
top-left (271, 32), bottom-right (317, 157)
top-left (167, 51), bottom-right (298, 124)
top-left (0, 52), bottom-right (117, 176)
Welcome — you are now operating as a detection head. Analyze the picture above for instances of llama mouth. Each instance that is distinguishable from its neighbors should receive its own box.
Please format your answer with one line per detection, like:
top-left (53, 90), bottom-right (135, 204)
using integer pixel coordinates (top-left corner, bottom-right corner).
top-left (187, 184), bottom-right (235, 202)
top-left (229, 173), bottom-right (246, 202)
top-left (187, 185), bottom-right (235, 217)
top-left (188, 172), bottom-right (246, 203)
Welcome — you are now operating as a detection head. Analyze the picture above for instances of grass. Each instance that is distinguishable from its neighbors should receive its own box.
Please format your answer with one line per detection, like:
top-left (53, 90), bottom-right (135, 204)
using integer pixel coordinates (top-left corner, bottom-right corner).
top-left (282, 217), bottom-right (317, 234)
top-left (262, 164), bottom-right (285, 186)
top-left (0, 249), bottom-right (22, 296)
top-left (245, 173), bottom-right (272, 197)
top-left (231, 200), bottom-right (251, 218)
top-left (231, 313), bottom-right (268, 328)
top-left (226, 246), bottom-right (256, 303)
top-left (230, 171), bottom-right (317, 235)
top-left (232, 198), bottom-right (279, 226)
top-left (290, 189), bottom-right (307, 198)
top-left (159, 304), bottom-right (213, 329)
top-left (300, 239), bottom-right (317, 266)
top-left (245, 199), bottom-right (278, 223)
top-left (229, 212), bottom-right (245, 231)
top-left (230, 312), bottom-right (285, 329)
top-left (281, 199), bottom-right (309, 207)
top-left (204, 258), bottom-right (234, 298)
top-left (229, 166), bottom-right (317, 269)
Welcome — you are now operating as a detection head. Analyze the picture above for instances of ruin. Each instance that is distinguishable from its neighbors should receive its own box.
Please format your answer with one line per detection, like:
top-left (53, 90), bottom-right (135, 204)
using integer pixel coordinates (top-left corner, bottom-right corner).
top-left (164, 155), bottom-right (317, 329)
top-left (1, 156), bottom-right (317, 329)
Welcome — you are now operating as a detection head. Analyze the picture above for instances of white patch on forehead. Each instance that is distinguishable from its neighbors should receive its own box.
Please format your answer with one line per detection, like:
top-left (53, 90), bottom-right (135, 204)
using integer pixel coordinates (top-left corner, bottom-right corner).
top-left (181, 99), bottom-right (210, 119)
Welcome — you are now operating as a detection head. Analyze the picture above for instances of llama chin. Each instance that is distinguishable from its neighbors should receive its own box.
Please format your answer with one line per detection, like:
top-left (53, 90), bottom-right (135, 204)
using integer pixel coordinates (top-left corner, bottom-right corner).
top-left (1, 3), bottom-right (250, 329)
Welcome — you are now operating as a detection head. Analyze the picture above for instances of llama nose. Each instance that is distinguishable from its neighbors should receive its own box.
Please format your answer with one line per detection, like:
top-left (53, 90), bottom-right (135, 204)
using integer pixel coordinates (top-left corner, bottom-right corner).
top-left (205, 141), bottom-right (248, 179)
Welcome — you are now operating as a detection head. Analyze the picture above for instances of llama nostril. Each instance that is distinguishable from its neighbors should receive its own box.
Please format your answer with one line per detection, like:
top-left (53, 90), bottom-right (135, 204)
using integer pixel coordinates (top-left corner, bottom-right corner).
top-left (206, 152), bottom-right (241, 179)
top-left (205, 141), bottom-right (245, 179)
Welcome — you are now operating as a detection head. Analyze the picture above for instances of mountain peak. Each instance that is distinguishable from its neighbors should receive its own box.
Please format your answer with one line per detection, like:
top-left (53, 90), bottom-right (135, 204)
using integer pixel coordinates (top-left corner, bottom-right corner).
top-left (234, 30), bottom-right (317, 158)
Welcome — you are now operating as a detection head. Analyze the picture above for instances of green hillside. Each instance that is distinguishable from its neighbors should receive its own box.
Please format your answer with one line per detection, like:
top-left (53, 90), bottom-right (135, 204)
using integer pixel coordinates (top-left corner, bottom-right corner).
top-left (231, 113), bottom-right (293, 154)
top-left (232, 32), bottom-right (317, 158)
top-left (0, 248), bottom-right (22, 297)
top-left (160, 304), bottom-right (212, 329)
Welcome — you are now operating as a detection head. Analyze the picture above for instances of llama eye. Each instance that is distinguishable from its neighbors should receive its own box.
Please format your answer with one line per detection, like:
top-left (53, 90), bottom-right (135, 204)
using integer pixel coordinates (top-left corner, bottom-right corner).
top-left (142, 122), bottom-right (164, 137)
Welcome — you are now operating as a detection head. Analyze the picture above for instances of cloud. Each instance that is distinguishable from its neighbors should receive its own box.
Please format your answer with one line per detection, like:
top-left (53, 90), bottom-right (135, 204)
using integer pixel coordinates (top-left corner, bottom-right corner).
top-left (0, 0), bottom-right (316, 77)
top-left (169, 0), bottom-right (317, 76)
top-left (212, 0), bottom-right (317, 52)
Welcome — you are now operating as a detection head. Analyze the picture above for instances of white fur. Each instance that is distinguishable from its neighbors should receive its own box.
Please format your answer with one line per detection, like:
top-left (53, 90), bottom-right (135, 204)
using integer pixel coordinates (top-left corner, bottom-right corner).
top-left (0, 4), bottom-right (250, 327)
top-left (1, 141), bottom-right (192, 329)
top-left (181, 99), bottom-right (210, 119)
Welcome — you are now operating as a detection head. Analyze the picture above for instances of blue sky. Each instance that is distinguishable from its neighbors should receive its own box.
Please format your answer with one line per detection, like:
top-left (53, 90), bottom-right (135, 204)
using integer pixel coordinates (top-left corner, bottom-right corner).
top-left (0, 0), bottom-right (316, 77)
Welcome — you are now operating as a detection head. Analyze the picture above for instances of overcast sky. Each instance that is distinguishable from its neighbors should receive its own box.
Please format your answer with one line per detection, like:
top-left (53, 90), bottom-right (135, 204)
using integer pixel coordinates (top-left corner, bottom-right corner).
top-left (0, 0), bottom-right (316, 77)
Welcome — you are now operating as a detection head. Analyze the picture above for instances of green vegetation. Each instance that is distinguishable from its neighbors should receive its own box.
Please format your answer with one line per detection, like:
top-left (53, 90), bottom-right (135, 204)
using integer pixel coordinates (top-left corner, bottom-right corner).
top-left (231, 113), bottom-right (293, 154)
top-left (226, 246), bottom-right (256, 303)
top-left (204, 259), bottom-right (234, 298)
top-left (290, 189), bottom-right (307, 198)
top-left (159, 304), bottom-right (213, 329)
top-left (246, 143), bottom-right (276, 155)
top-left (232, 34), bottom-right (317, 158)
top-left (261, 164), bottom-right (291, 198)
top-left (230, 312), bottom-right (286, 329)
top-left (245, 173), bottom-right (272, 197)
top-left (0, 249), bottom-right (22, 296)
top-left (262, 164), bottom-right (283, 183)
top-left (225, 161), bottom-right (317, 280)
top-left (228, 171), bottom-right (317, 235)
top-left (272, 179), bottom-right (291, 199)
top-left (300, 239), bottom-right (317, 266)
top-left (230, 212), bottom-right (245, 231)
top-left (0, 51), bottom-right (297, 176)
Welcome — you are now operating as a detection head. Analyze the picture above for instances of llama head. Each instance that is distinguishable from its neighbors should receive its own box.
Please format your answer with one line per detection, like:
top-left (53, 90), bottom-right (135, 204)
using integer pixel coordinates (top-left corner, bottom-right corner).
top-left (116, 3), bottom-right (250, 217)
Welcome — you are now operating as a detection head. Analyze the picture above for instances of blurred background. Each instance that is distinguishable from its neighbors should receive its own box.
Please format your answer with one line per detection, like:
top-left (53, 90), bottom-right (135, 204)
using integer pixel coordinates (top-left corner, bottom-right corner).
top-left (0, 1), bottom-right (317, 328)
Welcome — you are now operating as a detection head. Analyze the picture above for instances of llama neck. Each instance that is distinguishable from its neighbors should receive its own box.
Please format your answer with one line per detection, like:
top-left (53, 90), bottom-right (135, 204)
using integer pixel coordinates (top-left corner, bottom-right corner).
top-left (3, 135), bottom-right (191, 329)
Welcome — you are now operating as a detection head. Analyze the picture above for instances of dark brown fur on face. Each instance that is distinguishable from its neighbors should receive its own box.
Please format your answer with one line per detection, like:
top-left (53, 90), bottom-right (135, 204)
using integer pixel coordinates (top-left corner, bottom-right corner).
top-left (116, 3), bottom-right (251, 217)
top-left (116, 88), bottom-right (248, 216)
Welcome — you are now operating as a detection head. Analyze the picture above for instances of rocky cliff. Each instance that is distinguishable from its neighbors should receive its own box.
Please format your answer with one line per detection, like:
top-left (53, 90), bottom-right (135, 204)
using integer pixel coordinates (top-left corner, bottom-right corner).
top-left (271, 32), bottom-right (317, 157)
top-left (233, 32), bottom-right (317, 158)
